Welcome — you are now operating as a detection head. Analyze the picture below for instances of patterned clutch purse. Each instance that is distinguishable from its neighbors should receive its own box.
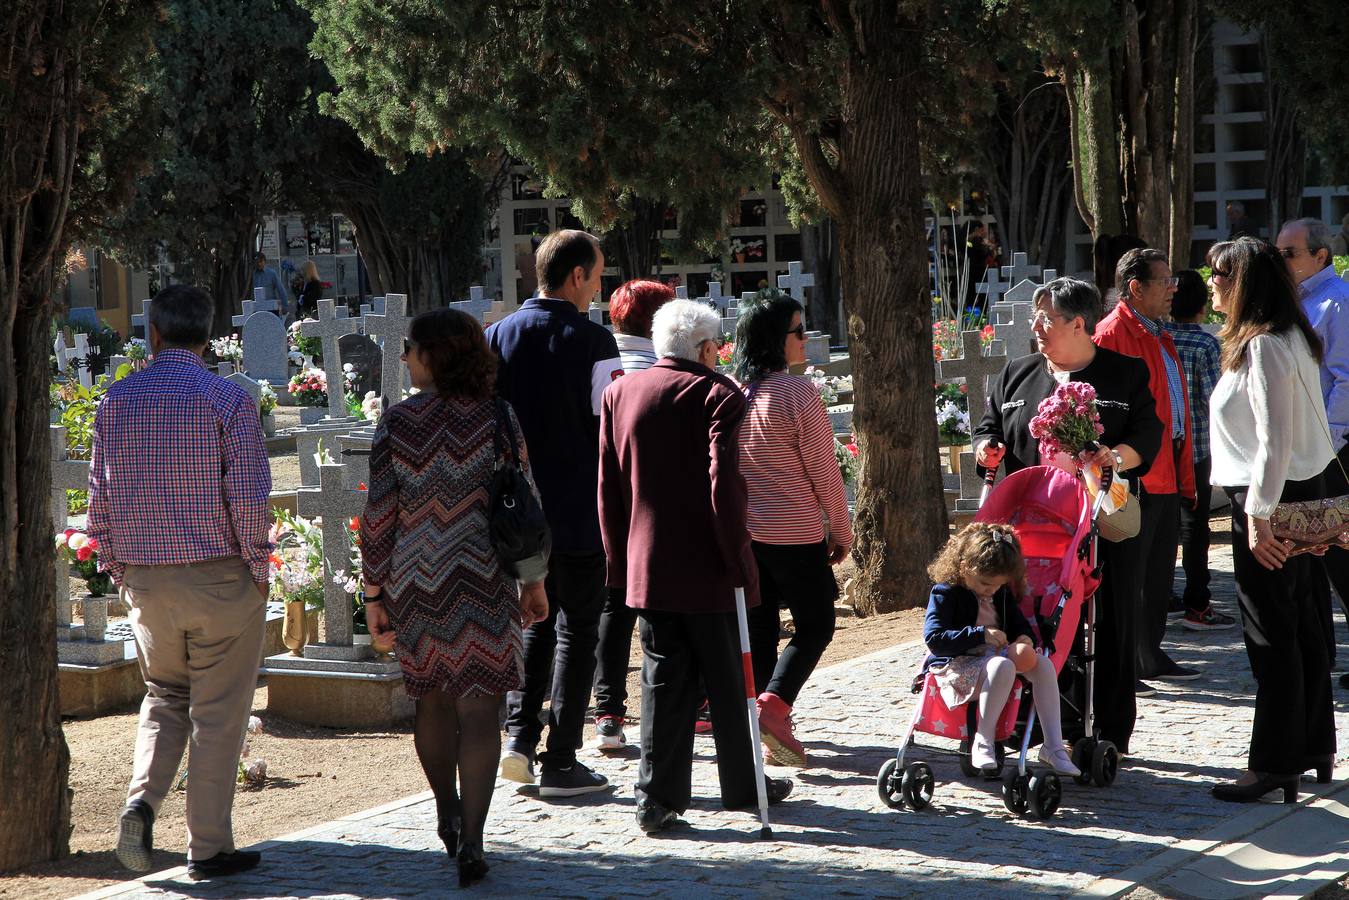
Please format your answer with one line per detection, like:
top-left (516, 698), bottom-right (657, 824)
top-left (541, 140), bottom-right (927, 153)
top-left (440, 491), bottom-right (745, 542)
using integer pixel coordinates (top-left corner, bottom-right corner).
top-left (1270, 496), bottom-right (1349, 555)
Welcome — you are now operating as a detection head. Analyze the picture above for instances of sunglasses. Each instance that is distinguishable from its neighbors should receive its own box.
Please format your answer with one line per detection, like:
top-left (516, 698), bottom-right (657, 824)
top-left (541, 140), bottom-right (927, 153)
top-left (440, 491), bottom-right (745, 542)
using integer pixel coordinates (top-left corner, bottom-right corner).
top-left (402, 338), bottom-right (414, 355)
top-left (788, 324), bottom-right (807, 340)
top-left (1210, 269), bottom-right (1231, 279)
top-left (1145, 276), bottom-right (1179, 288)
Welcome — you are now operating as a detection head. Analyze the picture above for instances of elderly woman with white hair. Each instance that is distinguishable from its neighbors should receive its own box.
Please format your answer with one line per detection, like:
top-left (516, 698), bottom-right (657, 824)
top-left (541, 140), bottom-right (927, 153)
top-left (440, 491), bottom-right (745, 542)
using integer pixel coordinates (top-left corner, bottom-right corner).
top-left (599, 299), bottom-right (793, 835)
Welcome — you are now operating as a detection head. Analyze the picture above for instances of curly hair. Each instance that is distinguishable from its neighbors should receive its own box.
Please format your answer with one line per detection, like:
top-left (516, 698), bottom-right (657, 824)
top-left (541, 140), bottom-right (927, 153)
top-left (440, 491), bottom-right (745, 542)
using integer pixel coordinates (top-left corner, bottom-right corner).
top-left (927, 522), bottom-right (1025, 593)
top-left (408, 308), bottom-right (496, 400)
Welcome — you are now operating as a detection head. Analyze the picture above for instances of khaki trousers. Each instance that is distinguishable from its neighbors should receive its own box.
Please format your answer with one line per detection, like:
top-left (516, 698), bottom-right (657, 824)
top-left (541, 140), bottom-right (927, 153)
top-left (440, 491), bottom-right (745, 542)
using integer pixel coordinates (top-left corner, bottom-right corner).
top-left (122, 557), bottom-right (265, 860)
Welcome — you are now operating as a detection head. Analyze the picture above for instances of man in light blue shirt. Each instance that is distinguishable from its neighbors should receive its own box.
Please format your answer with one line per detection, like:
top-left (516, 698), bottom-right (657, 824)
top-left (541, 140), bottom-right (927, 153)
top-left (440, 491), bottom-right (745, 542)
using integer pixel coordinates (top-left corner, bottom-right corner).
top-left (1278, 217), bottom-right (1349, 688)
top-left (251, 252), bottom-right (290, 317)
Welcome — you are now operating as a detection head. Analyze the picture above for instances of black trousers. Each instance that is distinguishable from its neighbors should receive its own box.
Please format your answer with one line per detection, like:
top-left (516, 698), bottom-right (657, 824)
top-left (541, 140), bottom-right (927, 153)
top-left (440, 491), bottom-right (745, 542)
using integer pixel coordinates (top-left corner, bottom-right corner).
top-left (593, 586), bottom-right (638, 720)
top-left (748, 541), bottom-right (838, 705)
top-left (635, 609), bottom-right (758, 812)
top-left (504, 551), bottom-right (607, 770)
top-left (1136, 490), bottom-right (1182, 678)
top-left (1315, 442), bottom-right (1349, 656)
top-left (1226, 481), bottom-right (1336, 774)
top-left (1175, 456), bottom-right (1213, 612)
top-left (1068, 531), bottom-right (1139, 755)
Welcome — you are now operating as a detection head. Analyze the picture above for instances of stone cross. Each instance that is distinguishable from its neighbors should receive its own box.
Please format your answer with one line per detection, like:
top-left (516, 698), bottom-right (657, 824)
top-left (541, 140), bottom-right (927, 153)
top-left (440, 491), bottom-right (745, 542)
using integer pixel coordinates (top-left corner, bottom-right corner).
top-left (69, 334), bottom-right (93, 388)
top-left (740, 291), bottom-right (757, 306)
top-left (937, 330), bottom-right (1006, 442)
top-left (974, 268), bottom-right (1011, 307)
top-left (777, 261), bottom-right (815, 302)
top-left (232, 297), bottom-right (279, 329)
top-left (1003, 278), bottom-right (1042, 305)
top-left (363, 293), bottom-right (411, 407)
top-left (1000, 252), bottom-right (1041, 285)
top-left (696, 281), bottom-right (727, 312)
top-left (296, 422), bottom-right (367, 486)
top-left (588, 307), bottom-right (604, 326)
top-left (299, 299), bottom-right (358, 421)
top-left (296, 462), bottom-right (368, 657)
top-left (992, 301), bottom-right (1036, 359)
top-left (130, 298), bottom-right (153, 339)
top-left (674, 286), bottom-right (689, 299)
top-left (50, 425), bottom-right (89, 640)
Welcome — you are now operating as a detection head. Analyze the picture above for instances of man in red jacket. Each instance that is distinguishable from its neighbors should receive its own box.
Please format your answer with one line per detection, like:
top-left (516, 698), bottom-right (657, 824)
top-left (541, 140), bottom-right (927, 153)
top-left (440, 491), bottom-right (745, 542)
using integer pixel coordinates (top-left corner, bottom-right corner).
top-left (599, 299), bottom-right (793, 834)
top-left (1096, 249), bottom-right (1200, 689)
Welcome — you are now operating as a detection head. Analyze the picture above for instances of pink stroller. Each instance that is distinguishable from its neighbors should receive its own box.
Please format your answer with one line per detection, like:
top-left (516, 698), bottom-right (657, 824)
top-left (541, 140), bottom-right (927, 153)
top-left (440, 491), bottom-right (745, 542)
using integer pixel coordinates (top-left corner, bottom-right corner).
top-left (876, 465), bottom-right (1117, 819)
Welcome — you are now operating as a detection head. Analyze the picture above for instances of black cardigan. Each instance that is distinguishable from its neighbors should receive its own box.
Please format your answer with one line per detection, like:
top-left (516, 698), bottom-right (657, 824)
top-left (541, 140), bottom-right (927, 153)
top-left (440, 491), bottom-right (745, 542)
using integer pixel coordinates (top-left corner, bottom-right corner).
top-left (922, 582), bottom-right (1034, 670)
top-left (974, 347), bottom-right (1163, 481)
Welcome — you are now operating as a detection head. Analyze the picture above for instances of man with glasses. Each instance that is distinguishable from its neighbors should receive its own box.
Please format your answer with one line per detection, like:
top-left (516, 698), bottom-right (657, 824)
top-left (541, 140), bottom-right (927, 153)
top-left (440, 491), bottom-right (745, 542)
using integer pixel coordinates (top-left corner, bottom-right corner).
top-left (1278, 218), bottom-right (1349, 690)
top-left (1095, 248), bottom-right (1200, 692)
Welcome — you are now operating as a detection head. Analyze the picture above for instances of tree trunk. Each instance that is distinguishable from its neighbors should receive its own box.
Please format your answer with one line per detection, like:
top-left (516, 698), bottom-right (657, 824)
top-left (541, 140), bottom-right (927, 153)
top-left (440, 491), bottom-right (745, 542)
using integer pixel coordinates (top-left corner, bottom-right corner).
top-left (1263, 36), bottom-right (1306, 237)
top-left (605, 196), bottom-right (668, 283)
top-left (776, 5), bottom-right (946, 614)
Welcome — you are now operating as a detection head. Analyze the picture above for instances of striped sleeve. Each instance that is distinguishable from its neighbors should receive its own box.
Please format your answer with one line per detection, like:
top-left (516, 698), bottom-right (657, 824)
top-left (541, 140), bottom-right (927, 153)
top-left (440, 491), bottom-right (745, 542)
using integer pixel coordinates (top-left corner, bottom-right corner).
top-left (794, 386), bottom-right (853, 548)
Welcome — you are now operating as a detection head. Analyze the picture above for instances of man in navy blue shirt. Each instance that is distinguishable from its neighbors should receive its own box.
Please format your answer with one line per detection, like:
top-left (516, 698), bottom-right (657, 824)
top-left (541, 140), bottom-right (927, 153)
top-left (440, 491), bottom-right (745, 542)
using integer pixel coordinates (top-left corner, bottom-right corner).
top-left (487, 230), bottom-right (622, 797)
top-left (251, 252), bottom-right (289, 317)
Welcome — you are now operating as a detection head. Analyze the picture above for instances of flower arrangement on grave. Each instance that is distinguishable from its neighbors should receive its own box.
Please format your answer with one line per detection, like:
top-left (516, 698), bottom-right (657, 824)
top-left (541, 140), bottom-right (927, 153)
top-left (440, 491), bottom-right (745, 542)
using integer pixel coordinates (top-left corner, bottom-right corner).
top-left (1027, 381), bottom-right (1106, 462)
top-left (805, 367), bottom-right (852, 409)
top-left (269, 511), bottom-right (325, 610)
top-left (288, 366), bottom-right (327, 406)
top-left (51, 365), bottom-right (132, 516)
top-left (210, 334), bottom-right (243, 366)
top-left (288, 320), bottom-right (322, 363)
top-left (936, 398), bottom-right (972, 445)
top-left (257, 380), bottom-right (277, 418)
top-left (360, 391), bottom-right (382, 422)
top-left (55, 528), bottom-right (112, 597)
top-left (717, 341), bottom-right (735, 367)
top-left (121, 340), bottom-right (148, 366)
top-left (931, 320), bottom-right (996, 361)
top-left (834, 434), bottom-right (860, 487)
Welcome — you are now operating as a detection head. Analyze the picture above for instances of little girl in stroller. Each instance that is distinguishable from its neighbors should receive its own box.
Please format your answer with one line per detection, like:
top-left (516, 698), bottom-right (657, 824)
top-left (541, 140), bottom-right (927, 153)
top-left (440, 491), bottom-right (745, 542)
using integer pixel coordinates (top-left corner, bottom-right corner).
top-left (923, 522), bottom-right (1080, 778)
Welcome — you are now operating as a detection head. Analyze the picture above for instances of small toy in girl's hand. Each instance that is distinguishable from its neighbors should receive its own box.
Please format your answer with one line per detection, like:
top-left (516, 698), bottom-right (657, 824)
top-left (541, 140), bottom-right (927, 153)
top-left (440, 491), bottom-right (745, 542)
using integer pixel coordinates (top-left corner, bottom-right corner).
top-left (923, 522), bottom-right (1081, 777)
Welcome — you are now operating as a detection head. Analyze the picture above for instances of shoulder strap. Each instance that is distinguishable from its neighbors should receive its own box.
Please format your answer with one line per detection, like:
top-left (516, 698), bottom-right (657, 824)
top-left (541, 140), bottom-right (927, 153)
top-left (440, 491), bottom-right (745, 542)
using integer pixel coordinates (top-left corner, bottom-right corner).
top-left (493, 396), bottom-right (519, 468)
top-left (1292, 354), bottom-right (1349, 486)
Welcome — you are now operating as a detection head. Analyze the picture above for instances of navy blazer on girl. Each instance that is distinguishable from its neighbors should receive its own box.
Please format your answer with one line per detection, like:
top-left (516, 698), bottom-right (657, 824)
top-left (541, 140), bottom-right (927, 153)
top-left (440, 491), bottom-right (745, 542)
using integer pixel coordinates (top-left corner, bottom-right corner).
top-left (922, 583), bottom-right (1035, 671)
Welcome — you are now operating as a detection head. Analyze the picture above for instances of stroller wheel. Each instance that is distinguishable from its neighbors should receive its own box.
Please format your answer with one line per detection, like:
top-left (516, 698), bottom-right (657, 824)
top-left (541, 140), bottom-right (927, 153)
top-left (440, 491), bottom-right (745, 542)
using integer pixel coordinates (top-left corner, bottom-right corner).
top-left (901, 762), bottom-right (935, 811)
top-left (958, 740), bottom-right (1005, 778)
top-left (1071, 738), bottom-right (1096, 786)
top-left (876, 758), bottom-right (904, 809)
top-left (1028, 771), bottom-right (1062, 819)
top-left (1091, 740), bottom-right (1120, 787)
top-left (1001, 769), bottom-right (1029, 815)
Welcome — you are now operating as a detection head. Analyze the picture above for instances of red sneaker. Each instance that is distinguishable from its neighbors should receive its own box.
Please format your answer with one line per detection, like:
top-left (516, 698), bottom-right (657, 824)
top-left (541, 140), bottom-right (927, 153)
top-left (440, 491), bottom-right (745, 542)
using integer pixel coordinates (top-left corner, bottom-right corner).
top-left (756, 692), bottom-right (807, 767)
top-left (694, 701), bottom-right (713, 735)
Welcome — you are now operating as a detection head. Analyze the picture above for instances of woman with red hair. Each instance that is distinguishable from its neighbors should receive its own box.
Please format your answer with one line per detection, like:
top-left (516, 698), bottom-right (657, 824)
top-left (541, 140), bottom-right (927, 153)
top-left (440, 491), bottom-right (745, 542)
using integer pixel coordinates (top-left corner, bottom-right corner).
top-left (594, 279), bottom-right (676, 751)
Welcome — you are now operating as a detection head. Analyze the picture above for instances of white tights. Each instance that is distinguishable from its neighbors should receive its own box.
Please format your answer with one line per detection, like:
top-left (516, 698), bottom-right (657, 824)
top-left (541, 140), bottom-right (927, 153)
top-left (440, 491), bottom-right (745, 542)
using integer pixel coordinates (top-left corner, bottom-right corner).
top-left (976, 653), bottom-right (1065, 749)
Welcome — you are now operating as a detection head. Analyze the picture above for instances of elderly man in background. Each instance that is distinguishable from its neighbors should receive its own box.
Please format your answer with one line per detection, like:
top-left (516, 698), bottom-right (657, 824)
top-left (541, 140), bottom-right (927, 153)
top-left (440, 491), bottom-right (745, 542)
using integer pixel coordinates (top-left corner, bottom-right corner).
top-left (599, 299), bottom-right (793, 834)
top-left (1277, 217), bottom-right (1349, 689)
top-left (251, 251), bottom-right (289, 316)
top-left (89, 285), bottom-right (272, 880)
top-left (1096, 248), bottom-right (1199, 690)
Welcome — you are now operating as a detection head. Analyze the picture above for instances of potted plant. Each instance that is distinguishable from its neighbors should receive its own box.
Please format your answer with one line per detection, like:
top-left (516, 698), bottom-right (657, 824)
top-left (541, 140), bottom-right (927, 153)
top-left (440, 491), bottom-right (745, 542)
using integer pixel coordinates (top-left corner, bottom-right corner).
top-left (288, 366), bottom-right (328, 424)
top-left (55, 528), bottom-right (112, 640)
top-left (730, 238), bottom-right (747, 264)
top-left (935, 394), bottom-right (973, 475)
top-left (258, 379), bottom-right (278, 436)
top-left (210, 334), bottom-right (244, 369)
top-left (269, 511), bottom-right (326, 654)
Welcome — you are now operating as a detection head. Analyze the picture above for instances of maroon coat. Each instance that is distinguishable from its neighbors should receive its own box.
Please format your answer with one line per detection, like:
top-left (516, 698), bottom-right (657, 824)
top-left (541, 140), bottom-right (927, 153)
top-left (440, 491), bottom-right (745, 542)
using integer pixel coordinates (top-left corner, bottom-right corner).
top-left (599, 357), bottom-right (759, 613)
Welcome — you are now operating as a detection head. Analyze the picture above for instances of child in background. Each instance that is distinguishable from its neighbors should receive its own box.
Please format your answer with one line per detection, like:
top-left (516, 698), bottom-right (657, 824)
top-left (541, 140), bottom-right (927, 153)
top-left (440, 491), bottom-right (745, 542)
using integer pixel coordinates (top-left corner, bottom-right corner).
top-left (1164, 272), bottom-right (1235, 630)
top-left (923, 523), bottom-right (1081, 776)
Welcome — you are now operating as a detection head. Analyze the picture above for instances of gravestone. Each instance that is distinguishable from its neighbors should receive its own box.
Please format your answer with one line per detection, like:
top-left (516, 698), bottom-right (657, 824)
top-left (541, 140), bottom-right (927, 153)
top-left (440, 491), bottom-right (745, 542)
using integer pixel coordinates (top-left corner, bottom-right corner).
top-left (1000, 252), bottom-right (1042, 285)
top-left (991, 301), bottom-right (1036, 359)
top-left (296, 462), bottom-right (370, 660)
top-left (241, 311), bottom-right (288, 385)
top-left (232, 297), bottom-right (279, 329)
top-left (225, 371), bottom-right (262, 408)
top-left (338, 333), bottom-right (381, 398)
top-left (674, 286), bottom-right (689, 299)
top-left (298, 299), bottom-right (358, 421)
top-left (69, 334), bottom-right (93, 388)
top-left (805, 331), bottom-right (831, 365)
top-left (974, 268), bottom-right (1012, 308)
top-left (130, 298), bottom-right (153, 340)
top-left (362, 293), bottom-right (411, 406)
top-left (588, 307), bottom-right (604, 326)
top-left (777, 261), bottom-right (815, 302)
top-left (936, 330), bottom-right (1006, 448)
top-left (696, 281), bottom-right (727, 312)
top-left (296, 421), bottom-right (369, 486)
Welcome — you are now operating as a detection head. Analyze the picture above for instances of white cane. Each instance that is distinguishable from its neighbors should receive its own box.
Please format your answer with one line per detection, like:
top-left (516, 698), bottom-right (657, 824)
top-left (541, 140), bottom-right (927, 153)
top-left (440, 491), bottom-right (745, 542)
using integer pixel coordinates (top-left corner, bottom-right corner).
top-left (734, 586), bottom-right (773, 838)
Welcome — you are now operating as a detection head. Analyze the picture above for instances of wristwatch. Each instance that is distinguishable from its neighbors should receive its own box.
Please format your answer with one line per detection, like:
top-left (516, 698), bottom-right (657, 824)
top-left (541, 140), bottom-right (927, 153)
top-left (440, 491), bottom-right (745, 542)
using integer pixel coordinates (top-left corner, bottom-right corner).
top-left (1111, 450), bottom-right (1125, 471)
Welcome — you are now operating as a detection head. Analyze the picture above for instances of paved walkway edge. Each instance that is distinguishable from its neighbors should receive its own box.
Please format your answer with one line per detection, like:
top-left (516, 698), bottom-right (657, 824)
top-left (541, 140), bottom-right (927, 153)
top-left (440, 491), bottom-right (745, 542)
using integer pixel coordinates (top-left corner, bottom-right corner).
top-left (1082, 774), bottom-right (1349, 899)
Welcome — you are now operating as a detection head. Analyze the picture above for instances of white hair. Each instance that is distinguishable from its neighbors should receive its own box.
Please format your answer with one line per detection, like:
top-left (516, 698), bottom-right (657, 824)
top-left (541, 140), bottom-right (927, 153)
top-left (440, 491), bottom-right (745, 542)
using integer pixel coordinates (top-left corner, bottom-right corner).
top-left (652, 299), bottom-right (720, 362)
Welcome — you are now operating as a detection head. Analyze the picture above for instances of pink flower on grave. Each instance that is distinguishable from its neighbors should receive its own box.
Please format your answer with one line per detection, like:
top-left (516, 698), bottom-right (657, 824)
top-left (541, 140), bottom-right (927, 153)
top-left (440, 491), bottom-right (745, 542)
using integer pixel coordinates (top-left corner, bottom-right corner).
top-left (76, 545), bottom-right (93, 562)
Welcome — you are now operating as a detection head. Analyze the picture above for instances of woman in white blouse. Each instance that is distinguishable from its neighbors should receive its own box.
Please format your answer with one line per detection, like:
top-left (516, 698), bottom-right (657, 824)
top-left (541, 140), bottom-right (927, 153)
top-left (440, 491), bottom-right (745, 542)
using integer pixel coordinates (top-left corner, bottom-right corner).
top-left (1207, 237), bottom-right (1336, 803)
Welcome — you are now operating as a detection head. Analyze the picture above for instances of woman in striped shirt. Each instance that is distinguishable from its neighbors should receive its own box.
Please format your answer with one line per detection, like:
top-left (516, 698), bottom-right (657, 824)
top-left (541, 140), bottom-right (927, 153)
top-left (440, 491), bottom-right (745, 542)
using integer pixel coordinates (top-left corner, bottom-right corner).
top-left (593, 280), bottom-right (676, 752)
top-left (736, 290), bottom-right (853, 767)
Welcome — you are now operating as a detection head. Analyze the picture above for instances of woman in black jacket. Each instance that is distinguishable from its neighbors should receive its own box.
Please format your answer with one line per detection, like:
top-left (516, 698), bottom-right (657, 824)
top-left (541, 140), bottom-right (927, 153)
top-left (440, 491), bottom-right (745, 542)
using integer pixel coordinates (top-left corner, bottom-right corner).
top-left (972, 277), bottom-right (1163, 757)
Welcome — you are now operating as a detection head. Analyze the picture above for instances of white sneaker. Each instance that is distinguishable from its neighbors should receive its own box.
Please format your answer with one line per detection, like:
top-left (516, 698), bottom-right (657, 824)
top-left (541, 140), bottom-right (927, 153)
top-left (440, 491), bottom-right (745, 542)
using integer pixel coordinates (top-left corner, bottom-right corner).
top-left (970, 735), bottom-right (998, 771)
top-left (1037, 745), bottom-right (1082, 778)
top-left (499, 749), bottom-right (536, 785)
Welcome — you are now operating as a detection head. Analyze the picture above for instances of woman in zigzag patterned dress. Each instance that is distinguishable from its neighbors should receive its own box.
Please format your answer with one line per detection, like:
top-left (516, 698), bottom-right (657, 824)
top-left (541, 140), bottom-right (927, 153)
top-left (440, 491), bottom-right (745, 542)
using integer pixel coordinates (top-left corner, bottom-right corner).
top-left (361, 309), bottom-right (548, 887)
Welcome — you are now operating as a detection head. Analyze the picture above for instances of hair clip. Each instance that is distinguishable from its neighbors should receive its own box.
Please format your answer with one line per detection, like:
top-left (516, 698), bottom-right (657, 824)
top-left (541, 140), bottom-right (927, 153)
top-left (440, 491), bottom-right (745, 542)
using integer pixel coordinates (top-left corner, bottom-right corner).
top-left (990, 530), bottom-right (1014, 546)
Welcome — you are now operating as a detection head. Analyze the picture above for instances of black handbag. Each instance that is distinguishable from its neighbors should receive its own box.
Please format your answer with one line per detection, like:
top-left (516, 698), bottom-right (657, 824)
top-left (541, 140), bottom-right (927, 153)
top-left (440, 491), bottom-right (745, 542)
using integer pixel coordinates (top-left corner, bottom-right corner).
top-left (488, 398), bottom-right (551, 576)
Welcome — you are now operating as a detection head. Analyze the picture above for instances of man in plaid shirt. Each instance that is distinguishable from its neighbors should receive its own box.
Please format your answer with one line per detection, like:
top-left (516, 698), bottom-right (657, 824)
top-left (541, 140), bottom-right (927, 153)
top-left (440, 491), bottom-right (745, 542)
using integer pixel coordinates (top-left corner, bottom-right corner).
top-left (1163, 272), bottom-right (1235, 631)
top-left (88, 285), bottom-right (272, 881)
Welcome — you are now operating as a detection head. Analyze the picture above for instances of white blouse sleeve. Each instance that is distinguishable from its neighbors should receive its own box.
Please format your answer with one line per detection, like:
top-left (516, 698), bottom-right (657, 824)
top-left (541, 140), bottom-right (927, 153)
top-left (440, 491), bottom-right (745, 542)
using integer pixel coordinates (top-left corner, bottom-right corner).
top-left (1244, 335), bottom-right (1297, 519)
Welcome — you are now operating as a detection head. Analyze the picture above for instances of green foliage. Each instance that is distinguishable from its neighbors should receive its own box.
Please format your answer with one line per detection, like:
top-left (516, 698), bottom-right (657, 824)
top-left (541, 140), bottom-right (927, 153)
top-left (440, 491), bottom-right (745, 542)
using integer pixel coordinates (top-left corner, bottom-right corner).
top-left (52, 366), bottom-right (132, 518)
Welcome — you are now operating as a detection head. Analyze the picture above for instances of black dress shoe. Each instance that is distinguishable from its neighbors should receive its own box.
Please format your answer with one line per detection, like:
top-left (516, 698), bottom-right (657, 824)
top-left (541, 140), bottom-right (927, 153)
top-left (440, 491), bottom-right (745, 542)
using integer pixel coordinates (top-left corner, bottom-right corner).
top-left (114, 799), bottom-right (154, 873)
top-left (1303, 756), bottom-right (1334, 784)
top-left (1340, 672), bottom-right (1349, 690)
top-left (456, 843), bottom-right (489, 888)
top-left (725, 777), bottom-right (794, 810)
top-left (187, 849), bottom-right (262, 881)
top-left (1211, 774), bottom-right (1298, 804)
top-left (636, 802), bottom-right (679, 833)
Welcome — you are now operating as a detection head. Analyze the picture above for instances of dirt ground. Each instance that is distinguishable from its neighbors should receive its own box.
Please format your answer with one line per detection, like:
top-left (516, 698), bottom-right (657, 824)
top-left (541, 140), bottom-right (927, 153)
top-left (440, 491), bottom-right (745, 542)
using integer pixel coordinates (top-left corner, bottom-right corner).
top-left (1, 559), bottom-right (926, 900)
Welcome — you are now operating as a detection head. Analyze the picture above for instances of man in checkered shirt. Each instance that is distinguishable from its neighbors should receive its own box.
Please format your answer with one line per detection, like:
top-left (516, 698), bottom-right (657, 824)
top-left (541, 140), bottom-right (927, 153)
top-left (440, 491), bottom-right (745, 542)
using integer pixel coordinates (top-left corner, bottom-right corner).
top-left (88, 285), bottom-right (272, 881)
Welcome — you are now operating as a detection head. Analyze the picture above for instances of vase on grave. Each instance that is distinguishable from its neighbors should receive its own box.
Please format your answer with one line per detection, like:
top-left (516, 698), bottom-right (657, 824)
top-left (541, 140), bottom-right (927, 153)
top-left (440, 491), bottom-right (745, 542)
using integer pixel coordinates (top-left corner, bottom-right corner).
top-left (282, 599), bottom-right (309, 655)
top-left (80, 594), bottom-right (108, 642)
top-left (948, 444), bottom-right (970, 477)
top-left (262, 412), bottom-right (276, 437)
top-left (734, 252), bottom-right (746, 263)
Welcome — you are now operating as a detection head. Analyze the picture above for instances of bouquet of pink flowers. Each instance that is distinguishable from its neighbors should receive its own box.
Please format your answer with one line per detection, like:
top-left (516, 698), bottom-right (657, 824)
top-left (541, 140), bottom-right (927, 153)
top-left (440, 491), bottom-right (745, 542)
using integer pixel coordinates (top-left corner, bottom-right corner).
top-left (1028, 381), bottom-right (1105, 461)
top-left (55, 528), bottom-right (113, 596)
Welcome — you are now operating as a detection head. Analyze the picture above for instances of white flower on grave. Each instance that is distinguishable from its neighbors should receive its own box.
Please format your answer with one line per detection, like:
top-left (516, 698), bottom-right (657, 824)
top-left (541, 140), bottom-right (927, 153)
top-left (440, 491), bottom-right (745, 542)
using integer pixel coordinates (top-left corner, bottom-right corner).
top-left (247, 716), bottom-right (263, 735)
top-left (288, 350), bottom-right (304, 365)
top-left (244, 759), bottom-right (267, 783)
top-left (55, 533), bottom-right (68, 549)
top-left (342, 575), bottom-right (359, 594)
top-left (361, 391), bottom-right (382, 423)
top-left (67, 532), bottom-right (89, 551)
